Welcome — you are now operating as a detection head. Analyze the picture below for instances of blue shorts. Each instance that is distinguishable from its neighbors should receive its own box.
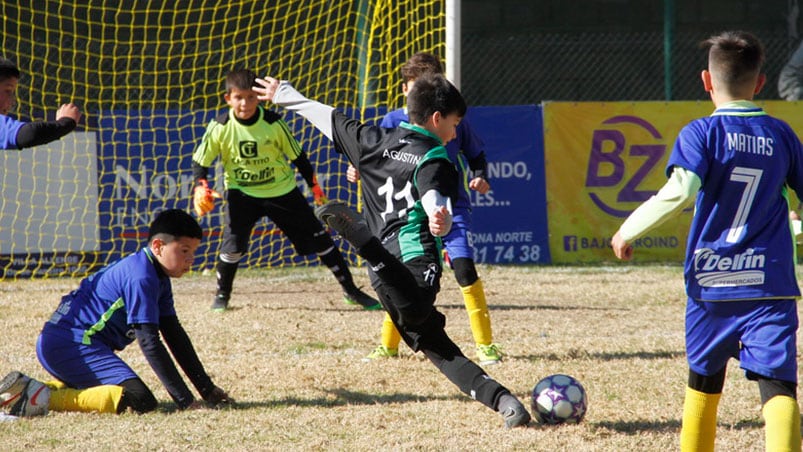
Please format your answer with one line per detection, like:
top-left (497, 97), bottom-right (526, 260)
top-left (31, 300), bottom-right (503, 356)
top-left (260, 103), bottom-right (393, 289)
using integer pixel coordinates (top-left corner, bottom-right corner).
top-left (442, 212), bottom-right (473, 260)
top-left (37, 327), bottom-right (139, 388)
top-left (685, 298), bottom-right (798, 382)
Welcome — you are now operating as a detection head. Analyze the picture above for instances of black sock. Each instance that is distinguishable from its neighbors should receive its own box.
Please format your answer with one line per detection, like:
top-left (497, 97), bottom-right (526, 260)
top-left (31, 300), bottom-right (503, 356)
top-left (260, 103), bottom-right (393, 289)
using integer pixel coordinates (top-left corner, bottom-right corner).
top-left (216, 260), bottom-right (239, 295)
top-left (318, 248), bottom-right (356, 292)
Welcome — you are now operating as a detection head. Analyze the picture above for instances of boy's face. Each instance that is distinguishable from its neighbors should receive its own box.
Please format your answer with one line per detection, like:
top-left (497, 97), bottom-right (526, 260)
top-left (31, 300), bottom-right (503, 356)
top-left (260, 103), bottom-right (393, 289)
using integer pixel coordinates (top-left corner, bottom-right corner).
top-left (402, 79), bottom-right (416, 97)
top-left (152, 236), bottom-right (200, 278)
top-left (431, 111), bottom-right (461, 144)
top-left (225, 86), bottom-right (260, 120)
top-left (0, 77), bottom-right (18, 115)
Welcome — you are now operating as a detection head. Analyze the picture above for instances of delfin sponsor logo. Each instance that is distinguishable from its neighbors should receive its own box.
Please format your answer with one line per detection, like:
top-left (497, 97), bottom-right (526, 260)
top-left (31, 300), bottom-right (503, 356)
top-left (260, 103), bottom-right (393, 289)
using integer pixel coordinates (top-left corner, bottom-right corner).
top-left (693, 248), bottom-right (766, 287)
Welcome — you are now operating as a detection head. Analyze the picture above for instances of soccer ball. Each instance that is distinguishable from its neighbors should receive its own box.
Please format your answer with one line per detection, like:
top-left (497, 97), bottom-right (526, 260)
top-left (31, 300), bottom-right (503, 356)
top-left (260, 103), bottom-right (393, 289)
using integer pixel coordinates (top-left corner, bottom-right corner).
top-left (531, 374), bottom-right (587, 425)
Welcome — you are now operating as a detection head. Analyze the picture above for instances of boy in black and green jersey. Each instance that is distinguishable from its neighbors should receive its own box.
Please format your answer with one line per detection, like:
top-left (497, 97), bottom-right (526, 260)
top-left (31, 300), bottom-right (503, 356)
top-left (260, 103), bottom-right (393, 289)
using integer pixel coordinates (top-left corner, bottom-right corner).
top-left (254, 73), bottom-right (531, 428)
top-left (191, 69), bottom-right (379, 312)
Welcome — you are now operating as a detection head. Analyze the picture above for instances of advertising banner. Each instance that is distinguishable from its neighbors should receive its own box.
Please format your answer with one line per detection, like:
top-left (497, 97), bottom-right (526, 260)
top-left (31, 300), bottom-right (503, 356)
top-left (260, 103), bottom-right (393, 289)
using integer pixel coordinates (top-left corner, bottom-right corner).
top-left (467, 105), bottom-right (550, 264)
top-left (543, 101), bottom-right (712, 263)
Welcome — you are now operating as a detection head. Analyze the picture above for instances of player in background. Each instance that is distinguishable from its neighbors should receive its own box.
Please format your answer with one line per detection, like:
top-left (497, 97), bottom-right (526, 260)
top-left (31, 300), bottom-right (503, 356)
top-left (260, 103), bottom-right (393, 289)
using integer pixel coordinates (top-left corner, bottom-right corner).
top-left (191, 69), bottom-right (379, 312)
top-left (1, 209), bottom-right (232, 417)
top-left (611, 31), bottom-right (802, 451)
top-left (0, 57), bottom-right (81, 150)
top-left (350, 52), bottom-right (501, 365)
top-left (254, 73), bottom-right (531, 428)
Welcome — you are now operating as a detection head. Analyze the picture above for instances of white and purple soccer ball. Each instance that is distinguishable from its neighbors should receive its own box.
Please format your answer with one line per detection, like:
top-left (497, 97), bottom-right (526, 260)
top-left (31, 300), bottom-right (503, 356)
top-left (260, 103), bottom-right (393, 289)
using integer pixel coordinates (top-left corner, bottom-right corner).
top-left (531, 374), bottom-right (587, 425)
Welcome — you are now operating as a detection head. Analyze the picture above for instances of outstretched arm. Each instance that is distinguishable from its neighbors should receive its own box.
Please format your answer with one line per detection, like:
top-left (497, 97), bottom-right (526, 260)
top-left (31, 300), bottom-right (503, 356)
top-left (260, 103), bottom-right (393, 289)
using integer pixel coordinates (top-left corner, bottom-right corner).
top-left (254, 77), bottom-right (334, 140)
top-left (159, 315), bottom-right (233, 407)
top-left (612, 166), bottom-right (700, 260)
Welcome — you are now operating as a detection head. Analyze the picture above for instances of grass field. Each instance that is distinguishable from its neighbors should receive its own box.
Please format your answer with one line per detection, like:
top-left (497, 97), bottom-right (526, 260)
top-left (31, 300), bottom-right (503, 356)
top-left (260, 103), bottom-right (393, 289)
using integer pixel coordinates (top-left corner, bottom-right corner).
top-left (0, 263), bottom-right (797, 451)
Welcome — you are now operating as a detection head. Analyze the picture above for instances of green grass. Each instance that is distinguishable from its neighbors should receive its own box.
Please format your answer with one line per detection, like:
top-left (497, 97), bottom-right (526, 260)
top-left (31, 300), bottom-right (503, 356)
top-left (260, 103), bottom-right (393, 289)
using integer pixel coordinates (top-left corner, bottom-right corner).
top-left (0, 264), bottom-right (795, 451)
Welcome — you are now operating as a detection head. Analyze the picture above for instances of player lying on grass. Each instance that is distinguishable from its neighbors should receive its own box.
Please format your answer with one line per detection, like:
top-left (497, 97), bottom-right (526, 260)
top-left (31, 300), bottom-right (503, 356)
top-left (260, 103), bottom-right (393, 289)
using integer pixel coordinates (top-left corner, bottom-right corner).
top-left (0, 209), bottom-right (232, 417)
top-left (0, 57), bottom-right (81, 150)
top-left (612, 31), bottom-right (802, 452)
top-left (253, 73), bottom-right (531, 428)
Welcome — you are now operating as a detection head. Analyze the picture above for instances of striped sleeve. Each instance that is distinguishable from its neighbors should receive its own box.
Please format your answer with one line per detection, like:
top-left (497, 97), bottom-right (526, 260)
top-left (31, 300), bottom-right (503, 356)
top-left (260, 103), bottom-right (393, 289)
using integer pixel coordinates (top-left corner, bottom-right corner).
top-left (192, 120), bottom-right (222, 167)
top-left (275, 118), bottom-right (303, 161)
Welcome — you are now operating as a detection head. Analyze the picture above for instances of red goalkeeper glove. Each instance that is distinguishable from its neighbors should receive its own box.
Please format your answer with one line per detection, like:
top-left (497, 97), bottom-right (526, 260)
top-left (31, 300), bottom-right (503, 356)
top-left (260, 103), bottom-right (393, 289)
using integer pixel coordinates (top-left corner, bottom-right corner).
top-left (193, 180), bottom-right (222, 216)
top-left (311, 183), bottom-right (328, 206)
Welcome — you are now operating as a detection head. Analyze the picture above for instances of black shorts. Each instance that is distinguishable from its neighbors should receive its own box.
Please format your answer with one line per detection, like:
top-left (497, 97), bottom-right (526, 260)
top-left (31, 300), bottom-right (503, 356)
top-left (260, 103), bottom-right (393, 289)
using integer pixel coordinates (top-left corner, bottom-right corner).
top-left (220, 188), bottom-right (332, 256)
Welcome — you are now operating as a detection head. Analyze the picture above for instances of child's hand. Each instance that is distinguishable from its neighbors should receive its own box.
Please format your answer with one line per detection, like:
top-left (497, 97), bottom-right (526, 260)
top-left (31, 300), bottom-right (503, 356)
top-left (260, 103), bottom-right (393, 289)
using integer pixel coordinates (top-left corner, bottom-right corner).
top-left (311, 184), bottom-right (328, 206)
top-left (56, 103), bottom-right (81, 123)
top-left (468, 177), bottom-right (490, 194)
top-left (346, 164), bottom-right (360, 183)
top-left (428, 205), bottom-right (452, 237)
top-left (204, 386), bottom-right (235, 408)
top-left (193, 180), bottom-right (222, 216)
top-left (611, 231), bottom-right (633, 261)
top-left (254, 77), bottom-right (280, 102)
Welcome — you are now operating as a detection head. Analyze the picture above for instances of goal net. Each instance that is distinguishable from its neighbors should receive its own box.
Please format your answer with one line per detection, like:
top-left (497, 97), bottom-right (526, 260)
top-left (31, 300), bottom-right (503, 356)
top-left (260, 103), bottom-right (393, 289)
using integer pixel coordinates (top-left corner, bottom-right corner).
top-left (0, 0), bottom-right (444, 278)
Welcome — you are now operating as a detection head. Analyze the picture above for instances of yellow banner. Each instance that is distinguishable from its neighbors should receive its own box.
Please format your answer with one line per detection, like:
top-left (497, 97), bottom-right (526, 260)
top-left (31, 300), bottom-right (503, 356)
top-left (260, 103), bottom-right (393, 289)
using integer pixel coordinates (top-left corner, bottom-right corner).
top-left (544, 100), bottom-right (803, 264)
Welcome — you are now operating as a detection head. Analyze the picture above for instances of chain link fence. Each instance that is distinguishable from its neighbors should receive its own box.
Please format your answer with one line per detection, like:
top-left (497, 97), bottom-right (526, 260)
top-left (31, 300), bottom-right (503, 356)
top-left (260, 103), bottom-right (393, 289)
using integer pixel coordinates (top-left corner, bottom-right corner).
top-left (462, 30), bottom-right (796, 105)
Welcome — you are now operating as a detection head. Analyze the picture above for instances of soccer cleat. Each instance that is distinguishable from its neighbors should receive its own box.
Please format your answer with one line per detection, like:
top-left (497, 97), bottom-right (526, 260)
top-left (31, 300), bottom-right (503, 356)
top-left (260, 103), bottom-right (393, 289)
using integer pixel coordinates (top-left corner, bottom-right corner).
top-left (211, 292), bottom-right (230, 312)
top-left (362, 346), bottom-right (399, 362)
top-left (0, 371), bottom-right (50, 417)
top-left (497, 393), bottom-right (531, 428)
top-left (314, 201), bottom-right (375, 249)
top-left (476, 343), bottom-right (502, 366)
top-left (343, 288), bottom-right (382, 310)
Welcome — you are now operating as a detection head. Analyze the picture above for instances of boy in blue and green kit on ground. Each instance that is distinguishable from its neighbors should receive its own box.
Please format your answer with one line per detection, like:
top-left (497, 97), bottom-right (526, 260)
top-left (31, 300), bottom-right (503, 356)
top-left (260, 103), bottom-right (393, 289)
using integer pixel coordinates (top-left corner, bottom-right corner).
top-left (1, 209), bottom-right (231, 417)
top-left (612, 31), bottom-right (802, 451)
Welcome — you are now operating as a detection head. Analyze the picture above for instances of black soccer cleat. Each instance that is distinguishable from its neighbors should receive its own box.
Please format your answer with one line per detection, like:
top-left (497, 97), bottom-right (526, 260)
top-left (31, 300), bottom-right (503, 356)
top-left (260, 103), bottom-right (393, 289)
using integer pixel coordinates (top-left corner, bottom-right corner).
top-left (497, 393), bottom-right (531, 428)
top-left (314, 201), bottom-right (375, 249)
top-left (211, 291), bottom-right (230, 312)
top-left (343, 287), bottom-right (382, 311)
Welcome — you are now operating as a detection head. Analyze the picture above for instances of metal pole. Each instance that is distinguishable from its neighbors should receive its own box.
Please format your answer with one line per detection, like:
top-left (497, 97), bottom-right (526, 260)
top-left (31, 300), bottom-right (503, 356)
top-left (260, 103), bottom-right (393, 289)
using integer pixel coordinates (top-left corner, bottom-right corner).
top-left (663, 0), bottom-right (674, 100)
top-left (446, 0), bottom-right (461, 89)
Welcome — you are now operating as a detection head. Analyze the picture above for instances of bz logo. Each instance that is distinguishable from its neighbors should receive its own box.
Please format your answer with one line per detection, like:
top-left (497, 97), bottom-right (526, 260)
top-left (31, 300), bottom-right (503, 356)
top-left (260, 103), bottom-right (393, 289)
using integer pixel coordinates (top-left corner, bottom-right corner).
top-left (585, 116), bottom-right (666, 218)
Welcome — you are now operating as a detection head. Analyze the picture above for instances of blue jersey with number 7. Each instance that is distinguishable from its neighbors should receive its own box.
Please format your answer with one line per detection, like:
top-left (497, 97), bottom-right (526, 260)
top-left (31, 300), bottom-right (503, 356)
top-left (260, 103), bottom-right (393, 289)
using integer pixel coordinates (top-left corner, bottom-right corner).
top-left (668, 101), bottom-right (803, 301)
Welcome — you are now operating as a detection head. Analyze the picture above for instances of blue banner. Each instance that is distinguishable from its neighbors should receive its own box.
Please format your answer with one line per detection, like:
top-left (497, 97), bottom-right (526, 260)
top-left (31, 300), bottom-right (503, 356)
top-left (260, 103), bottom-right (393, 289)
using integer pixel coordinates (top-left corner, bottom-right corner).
top-left (466, 105), bottom-right (550, 264)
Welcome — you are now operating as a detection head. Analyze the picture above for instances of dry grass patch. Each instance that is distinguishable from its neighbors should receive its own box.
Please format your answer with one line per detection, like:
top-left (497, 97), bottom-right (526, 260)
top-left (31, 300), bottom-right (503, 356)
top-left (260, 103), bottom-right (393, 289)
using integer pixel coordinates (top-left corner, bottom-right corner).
top-left (1, 264), bottom-right (798, 451)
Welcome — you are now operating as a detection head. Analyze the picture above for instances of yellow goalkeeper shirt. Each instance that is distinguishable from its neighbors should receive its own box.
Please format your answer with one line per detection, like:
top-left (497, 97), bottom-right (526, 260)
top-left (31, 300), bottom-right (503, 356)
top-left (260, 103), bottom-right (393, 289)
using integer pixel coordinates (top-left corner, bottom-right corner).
top-left (192, 106), bottom-right (303, 198)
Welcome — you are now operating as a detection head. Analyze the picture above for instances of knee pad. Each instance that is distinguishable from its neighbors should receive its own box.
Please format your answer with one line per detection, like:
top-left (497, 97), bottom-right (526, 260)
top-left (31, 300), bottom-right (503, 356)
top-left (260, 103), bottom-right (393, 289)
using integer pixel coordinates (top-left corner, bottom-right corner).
top-left (758, 377), bottom-right (797, 405)
top-left (118, 378), bottom-right (158, 414)
top-left (688, 368), bottom-right (726, 394)
top-left (451, 258), bottom-right (478, 287)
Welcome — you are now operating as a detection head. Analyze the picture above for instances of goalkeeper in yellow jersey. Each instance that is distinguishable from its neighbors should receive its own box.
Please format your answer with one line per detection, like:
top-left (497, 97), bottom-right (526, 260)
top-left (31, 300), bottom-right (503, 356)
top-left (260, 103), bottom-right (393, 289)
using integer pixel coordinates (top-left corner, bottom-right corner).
top-left (191, 69), bottom-right (379, 312)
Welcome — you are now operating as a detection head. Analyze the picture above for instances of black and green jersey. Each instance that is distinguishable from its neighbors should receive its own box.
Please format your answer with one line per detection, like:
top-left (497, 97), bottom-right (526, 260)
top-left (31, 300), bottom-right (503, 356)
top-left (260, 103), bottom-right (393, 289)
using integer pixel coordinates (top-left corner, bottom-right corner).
top-left (330, 111), bottom-right (458, 262)
top-left (192, 106), bottom-right (303, 198)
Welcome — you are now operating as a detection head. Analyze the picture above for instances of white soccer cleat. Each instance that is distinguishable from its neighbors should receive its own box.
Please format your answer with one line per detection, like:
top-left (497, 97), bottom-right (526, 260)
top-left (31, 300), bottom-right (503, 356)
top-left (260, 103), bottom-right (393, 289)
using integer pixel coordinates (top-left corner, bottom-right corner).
top-left (0, 371), bottom-right (50, 417)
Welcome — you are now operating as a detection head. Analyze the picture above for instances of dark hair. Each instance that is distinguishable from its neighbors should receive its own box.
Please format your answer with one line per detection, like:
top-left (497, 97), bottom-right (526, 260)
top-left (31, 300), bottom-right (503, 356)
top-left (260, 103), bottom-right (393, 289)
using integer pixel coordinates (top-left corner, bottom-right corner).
top-left (225, 69), bottom-right (258, 93)
top-left (401, 52), bottom-right (444, 81)
top-left (701, 31), bottom-right (765, 87)
top-left (406, 73), bottom-right (466, 125)
top-left (0, 58), bottom-right (20, 83)
top-left (147, 209), bottom-right (202, 241)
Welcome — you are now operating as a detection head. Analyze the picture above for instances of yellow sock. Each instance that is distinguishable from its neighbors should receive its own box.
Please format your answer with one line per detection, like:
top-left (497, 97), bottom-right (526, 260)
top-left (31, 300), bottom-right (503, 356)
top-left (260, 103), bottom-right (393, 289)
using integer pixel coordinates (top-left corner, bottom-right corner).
top-left (45, 380), bottom-right (67, 390)
top-left (762, 395), bottom-right (801, 452)
top-left (680, 387), bottom-right (720, 452)
top-left (460, 279), bottom-right (493, 345)
top-left (49, 385), bottom-right (124, 414)
top-left (380, 312), bottom-right (401, 350)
